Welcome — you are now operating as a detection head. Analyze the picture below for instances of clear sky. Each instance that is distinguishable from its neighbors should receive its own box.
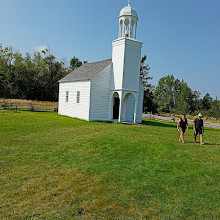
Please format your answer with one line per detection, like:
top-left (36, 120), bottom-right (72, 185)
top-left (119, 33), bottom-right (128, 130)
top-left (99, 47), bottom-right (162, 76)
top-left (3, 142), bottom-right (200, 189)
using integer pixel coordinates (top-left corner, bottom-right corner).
top-left (0, 0), bottom-right (219, 98)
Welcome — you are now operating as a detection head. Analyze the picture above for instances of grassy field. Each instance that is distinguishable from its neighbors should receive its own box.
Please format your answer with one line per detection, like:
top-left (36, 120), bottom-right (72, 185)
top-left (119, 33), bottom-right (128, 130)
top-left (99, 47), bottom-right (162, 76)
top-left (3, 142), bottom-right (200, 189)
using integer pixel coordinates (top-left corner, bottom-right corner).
top-left (0, 110), bottom-right (219, 219)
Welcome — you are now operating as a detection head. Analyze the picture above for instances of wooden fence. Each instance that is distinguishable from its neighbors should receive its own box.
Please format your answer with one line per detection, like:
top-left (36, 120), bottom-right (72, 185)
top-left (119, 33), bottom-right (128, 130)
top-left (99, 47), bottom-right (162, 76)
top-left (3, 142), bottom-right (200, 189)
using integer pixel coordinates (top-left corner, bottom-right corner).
top-left (0, 99), bottom-right (58, 112)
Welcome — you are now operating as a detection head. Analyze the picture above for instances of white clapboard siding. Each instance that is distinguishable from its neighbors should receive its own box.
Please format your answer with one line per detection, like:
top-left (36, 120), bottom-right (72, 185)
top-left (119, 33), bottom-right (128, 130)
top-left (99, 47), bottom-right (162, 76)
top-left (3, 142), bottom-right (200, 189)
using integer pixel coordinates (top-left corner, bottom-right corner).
top-left (89, 64), bottom-right (112, 121)
top-left (58, 81), bottom-right (91, 120)
top-left (136, 81), bottom-right (144, 123)
top-left (126, 94), bottom-right (135, 122)
top-left (112, 39), bottom-right (142, 91)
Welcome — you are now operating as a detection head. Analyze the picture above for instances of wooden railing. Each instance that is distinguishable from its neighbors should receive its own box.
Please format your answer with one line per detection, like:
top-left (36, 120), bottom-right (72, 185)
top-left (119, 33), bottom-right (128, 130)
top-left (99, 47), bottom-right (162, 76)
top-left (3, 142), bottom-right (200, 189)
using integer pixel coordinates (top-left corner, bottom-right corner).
top-left (0, 99), bottom-right (58, 112)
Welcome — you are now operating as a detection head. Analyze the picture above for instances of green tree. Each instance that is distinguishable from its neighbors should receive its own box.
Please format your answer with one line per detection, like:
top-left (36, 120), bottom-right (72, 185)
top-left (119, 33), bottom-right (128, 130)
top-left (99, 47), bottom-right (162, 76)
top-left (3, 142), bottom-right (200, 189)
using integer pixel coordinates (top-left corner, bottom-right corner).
top-left (143, 85), bottom-right (157, 113)
top-left (201, 93), bottom-right (213, 111)
top-left (154, 75), bottom-right (194, 114)
top-left (0, 45), bottom-right (17, 98)
top-left (140, 55), bottom-right (156, 113)
top-left (0, 44), bottom-right (69, 101)
top-left (140, 55), bottom-right (151, 86)
top-left (175, 80), bottom-right (194, 114)
top-left (36, 49), bottom-right (68, 101)
top-left (210, 97), bottom-right (220, 118)
top-left (153, 75), bottom-right (176, 113)
top-left (70, 56), bottom-right (83, 70)
top-left (192, 90), bottom-right (201, 112)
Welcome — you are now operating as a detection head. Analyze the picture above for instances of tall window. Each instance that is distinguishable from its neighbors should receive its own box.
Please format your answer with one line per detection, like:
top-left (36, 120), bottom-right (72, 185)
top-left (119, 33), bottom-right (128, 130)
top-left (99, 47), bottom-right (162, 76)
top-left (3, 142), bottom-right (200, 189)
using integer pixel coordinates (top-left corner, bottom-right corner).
top-left (77, 91), bottom-right (80, 103)
top-left (66, 91), bottom-right (69, 102)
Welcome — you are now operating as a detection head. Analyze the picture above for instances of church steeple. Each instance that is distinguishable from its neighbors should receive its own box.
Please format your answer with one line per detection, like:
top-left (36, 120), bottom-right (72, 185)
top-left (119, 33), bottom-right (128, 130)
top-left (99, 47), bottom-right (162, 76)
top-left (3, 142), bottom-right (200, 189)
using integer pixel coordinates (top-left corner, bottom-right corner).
top-left (118, 1), bottom-right (138, 39)
top-left (112, 1), bottom-right (143, 123)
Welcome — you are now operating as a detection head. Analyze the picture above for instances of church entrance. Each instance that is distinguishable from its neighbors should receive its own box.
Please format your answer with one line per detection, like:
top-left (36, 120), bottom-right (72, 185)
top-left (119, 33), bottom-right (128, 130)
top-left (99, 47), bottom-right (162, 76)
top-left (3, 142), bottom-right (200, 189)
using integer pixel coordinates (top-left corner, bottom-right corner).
top-left (113, 97), bottom-right (120, 119)
top-left (113, 93), bottom-right (120, 119)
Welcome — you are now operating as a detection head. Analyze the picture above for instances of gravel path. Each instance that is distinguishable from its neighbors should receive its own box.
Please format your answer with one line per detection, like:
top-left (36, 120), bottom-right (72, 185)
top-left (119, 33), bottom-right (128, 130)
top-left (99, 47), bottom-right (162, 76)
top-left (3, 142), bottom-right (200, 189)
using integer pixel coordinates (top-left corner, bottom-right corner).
top-left (143, 114), bottom-right (220, 130)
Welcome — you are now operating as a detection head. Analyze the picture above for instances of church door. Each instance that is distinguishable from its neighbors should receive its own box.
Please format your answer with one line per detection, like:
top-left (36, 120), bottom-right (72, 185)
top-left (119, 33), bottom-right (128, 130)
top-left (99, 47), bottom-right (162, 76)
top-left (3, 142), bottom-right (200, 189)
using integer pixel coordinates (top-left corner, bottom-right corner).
top-left (113, 97), bottom-right (120, 119)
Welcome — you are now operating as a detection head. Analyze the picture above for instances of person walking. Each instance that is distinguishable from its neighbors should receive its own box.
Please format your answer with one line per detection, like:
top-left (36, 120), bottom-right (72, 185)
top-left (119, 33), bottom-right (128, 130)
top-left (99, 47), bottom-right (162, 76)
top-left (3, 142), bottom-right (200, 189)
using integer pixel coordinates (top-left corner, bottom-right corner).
top-left (177, 114), bottom-right (189, 143)
top-left (193, 113), bottom-right (205, 145)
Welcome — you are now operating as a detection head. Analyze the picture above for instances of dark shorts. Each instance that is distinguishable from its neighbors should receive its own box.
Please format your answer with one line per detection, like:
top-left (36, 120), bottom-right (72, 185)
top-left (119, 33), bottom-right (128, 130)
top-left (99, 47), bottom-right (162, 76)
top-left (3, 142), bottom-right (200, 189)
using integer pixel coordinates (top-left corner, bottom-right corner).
top-left (179, 127), bottom-right (186, 134)
top-left (194, 129), bottom-right (203, 136)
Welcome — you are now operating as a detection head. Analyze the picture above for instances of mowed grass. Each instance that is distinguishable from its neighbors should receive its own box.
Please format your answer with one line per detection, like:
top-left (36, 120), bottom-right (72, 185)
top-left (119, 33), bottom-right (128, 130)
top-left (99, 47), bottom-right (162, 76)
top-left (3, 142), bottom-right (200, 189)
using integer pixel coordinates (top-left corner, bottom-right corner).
top-left (0, 110), bottom-right (219, 219)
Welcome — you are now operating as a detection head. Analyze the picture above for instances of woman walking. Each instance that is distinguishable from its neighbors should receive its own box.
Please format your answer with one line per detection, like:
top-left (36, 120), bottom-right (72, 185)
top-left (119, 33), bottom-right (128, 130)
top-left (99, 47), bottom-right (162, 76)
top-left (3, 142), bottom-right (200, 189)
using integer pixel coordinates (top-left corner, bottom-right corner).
top-left (177, 114), bottom-right (189, 143)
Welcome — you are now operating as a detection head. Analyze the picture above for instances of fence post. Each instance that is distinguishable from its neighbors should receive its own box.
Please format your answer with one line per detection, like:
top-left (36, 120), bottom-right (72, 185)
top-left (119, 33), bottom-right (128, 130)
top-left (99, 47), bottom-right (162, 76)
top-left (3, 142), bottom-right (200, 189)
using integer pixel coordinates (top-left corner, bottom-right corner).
top-left (30, 101), bottom-right (34, 111)
top-left (11, 103), bottom-right (12, 110)
top-left (53, 102), bottom-right (57, 112)
top-left (3, 98), bottom-right (6, 109)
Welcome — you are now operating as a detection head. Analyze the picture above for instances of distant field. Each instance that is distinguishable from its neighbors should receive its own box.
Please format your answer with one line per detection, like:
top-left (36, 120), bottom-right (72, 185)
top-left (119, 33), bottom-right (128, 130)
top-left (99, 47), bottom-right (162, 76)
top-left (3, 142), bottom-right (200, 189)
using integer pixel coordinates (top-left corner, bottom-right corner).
top-left (0, 110), bottom-right (219, 219)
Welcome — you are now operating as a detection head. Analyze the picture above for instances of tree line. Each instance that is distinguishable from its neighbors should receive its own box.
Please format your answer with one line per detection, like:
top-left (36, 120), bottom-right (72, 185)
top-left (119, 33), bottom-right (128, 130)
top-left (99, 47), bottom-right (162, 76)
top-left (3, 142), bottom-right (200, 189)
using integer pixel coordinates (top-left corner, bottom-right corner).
top-left (140, 57), bottom-right (220, 119)
top-left (0, 44), bottom-right (219, 118)
top-left (0, 44), bottom-right (84, 101)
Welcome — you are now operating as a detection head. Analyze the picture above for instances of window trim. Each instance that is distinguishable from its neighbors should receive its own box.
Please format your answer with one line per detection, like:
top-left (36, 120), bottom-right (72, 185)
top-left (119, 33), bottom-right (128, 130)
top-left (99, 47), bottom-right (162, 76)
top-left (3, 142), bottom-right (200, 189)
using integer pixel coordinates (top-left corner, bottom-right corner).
top-left (66, 91), bottom-right (69, 102)
top-left (77, 91), bottom-right (80, 103)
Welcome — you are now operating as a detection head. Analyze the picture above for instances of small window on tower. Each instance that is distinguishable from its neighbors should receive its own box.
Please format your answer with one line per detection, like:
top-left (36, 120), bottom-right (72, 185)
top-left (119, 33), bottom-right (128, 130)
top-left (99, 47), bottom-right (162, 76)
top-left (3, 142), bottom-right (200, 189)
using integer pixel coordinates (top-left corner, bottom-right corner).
top-left (77, 91), bottom-right (80, 103)
top-left (66, 91), bottom-right (69, 102)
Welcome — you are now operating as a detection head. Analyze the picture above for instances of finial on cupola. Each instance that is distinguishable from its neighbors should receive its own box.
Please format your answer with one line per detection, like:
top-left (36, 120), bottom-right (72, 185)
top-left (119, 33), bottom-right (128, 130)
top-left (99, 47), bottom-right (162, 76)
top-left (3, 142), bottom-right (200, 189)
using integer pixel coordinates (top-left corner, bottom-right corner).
top-left (128, 0), bottom-right (131, 6)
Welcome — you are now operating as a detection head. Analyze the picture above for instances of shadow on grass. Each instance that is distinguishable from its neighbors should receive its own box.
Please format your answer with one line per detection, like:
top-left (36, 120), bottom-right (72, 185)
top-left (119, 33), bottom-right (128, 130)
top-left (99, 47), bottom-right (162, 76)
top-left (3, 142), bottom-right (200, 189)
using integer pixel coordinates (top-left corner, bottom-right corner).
top-left (142, 120), bottom-right (177, 128)
top-left (183, 141), bottom-right (220, 146)
top-left (204, 143), bottom-right (220, 146)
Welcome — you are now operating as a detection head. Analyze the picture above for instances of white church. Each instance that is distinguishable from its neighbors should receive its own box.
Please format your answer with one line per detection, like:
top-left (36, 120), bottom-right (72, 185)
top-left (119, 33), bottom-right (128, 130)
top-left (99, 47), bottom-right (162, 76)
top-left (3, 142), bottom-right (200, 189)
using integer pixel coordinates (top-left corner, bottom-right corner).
top-left (58, 1), bottom-right (144, 123)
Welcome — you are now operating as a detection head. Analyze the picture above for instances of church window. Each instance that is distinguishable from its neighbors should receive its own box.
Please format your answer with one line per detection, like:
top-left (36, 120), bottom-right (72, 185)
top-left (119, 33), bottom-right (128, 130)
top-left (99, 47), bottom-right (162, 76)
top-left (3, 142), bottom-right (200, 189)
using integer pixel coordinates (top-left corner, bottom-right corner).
top-left (77, 91), bottom-right (80, 103)
top-left (66, 91), bottom-right (69, 102)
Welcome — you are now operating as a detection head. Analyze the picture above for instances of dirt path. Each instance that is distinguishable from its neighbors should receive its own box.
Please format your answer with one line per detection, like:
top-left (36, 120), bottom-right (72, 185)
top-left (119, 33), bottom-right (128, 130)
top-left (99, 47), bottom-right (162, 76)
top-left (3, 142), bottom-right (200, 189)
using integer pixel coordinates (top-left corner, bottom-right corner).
top-left (143, 114), bottom-right (220, 130)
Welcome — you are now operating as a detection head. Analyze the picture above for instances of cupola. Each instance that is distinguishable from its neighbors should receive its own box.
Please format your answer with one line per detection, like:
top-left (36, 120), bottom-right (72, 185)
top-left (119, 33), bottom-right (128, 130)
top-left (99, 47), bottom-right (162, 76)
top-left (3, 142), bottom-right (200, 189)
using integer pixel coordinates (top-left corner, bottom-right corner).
top-left (118, 0), bottom-right (138, 39)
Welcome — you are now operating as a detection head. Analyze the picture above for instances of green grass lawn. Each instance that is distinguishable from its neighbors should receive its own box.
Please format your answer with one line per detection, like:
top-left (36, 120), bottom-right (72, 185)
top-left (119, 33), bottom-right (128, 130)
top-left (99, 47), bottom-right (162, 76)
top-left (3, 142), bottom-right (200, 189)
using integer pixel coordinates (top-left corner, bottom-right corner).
top-left (0, 110), bottom-right (219, 219)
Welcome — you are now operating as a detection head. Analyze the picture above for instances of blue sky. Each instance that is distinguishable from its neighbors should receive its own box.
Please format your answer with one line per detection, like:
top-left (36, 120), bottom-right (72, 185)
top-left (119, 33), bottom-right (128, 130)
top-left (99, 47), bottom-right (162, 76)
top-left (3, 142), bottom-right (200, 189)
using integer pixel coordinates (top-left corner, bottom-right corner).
top-left (0, 0), bottom-right (219, 98)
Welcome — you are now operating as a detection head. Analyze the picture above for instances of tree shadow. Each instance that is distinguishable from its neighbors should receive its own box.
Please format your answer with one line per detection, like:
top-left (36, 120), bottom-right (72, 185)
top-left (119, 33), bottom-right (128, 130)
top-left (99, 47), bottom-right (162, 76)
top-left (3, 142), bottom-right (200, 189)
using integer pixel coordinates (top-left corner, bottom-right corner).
top-left (142, 120), bottom-right (177, 128)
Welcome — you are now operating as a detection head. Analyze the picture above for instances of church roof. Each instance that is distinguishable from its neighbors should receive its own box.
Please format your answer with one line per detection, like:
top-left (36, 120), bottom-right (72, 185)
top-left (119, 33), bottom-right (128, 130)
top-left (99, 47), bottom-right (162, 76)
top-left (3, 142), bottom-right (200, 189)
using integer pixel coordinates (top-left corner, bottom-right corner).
top-left (58, 59), bottom-right (112, 82)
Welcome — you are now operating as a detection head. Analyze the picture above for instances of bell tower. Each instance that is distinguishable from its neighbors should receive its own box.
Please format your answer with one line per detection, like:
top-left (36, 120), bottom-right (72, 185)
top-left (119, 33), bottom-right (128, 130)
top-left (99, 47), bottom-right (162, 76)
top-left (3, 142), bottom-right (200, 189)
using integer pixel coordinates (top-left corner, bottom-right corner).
top-left (112, 0), bottom-right (143, 91)
top-left (111, 1), bottom-right (143, 123)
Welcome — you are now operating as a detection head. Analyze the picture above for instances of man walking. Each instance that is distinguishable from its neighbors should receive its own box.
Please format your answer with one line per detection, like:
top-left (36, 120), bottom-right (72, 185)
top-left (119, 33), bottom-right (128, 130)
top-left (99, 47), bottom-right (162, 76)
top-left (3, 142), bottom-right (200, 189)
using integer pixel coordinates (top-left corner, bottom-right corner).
top-left (193, 113), bottom-right (205, 145)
